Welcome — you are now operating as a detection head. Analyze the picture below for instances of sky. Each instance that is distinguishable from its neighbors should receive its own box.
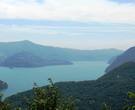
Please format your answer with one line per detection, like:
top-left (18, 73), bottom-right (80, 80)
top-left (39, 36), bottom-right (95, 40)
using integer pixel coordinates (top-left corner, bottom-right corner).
top-left (0, 0), bottom-right (135, 50)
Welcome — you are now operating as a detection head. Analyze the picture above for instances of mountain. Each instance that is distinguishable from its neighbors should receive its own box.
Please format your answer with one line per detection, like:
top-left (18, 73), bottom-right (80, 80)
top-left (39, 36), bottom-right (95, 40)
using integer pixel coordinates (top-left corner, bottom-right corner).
top-left (0, 40), bottom-right (122, 62)
top-left (5, 62), bottom-right (135, 110)
top-left (106, 46), bottom-right (135, 72)
top-left (0, 80), bottom-right (8, 90)
top-left (0, 51), bottom-right (72, 68)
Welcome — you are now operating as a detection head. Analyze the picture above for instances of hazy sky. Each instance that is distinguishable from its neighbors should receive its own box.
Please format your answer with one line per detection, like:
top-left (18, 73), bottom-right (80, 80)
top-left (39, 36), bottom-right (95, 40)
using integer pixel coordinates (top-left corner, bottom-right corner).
top-left (0, 0), bottom-right (135, 50)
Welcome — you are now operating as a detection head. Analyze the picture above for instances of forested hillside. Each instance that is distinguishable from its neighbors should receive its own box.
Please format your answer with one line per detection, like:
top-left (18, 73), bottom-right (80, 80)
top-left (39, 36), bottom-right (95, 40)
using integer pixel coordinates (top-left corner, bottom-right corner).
top-left (6, 62), bottom-right (135, 110)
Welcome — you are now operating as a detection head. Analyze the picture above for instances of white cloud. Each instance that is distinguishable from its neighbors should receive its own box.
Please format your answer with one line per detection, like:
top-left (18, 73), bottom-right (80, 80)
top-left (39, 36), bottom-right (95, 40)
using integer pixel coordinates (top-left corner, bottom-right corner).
top-left (0, 0), bottom-right (135, 23)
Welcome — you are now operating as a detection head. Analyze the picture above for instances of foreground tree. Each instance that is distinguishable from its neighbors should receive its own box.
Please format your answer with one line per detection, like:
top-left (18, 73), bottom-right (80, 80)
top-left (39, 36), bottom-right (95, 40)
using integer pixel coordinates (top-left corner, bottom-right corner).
top-left (28, 78), bottom-right (76, 110)
top-left (0, 79), bottom-right (75, 110)
top-left (123, 92), bottom-right (135, 110)
top-left (101, 103), bottom-right (111, 110)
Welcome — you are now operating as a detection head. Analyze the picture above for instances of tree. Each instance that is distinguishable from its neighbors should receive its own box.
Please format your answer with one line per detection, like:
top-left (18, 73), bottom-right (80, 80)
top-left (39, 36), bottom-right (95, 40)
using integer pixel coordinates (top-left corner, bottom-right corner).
top-left (0, 79), bottom-right (75, 110)
top-left (101, 103), bottom-right (111, 110)
top-left (123, 92), bottom-right (135, 110)
top-left (28, 78), bottom-right (76, 110)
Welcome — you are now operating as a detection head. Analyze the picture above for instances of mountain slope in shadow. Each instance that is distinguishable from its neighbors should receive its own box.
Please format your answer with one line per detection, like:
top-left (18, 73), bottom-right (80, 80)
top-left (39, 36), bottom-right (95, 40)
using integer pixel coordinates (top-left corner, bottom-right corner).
top-left (106, 46), bottom-right (135, 72)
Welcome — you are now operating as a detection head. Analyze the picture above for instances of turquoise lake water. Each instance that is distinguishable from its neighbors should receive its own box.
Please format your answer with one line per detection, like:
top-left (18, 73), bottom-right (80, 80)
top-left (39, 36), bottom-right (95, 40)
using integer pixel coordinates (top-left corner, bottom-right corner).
top-left (0, 61), bottom-right (108, 96)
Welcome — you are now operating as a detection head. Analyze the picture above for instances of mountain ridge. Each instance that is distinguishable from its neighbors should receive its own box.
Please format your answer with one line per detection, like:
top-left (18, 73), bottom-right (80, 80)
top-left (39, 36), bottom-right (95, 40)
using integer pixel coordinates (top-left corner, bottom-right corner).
top-left (0, 40), bottom-right (123, 62)
top-left (0, 40), bottom-right (122, 51)
top-left (106, 46), bottom-right (135, 72)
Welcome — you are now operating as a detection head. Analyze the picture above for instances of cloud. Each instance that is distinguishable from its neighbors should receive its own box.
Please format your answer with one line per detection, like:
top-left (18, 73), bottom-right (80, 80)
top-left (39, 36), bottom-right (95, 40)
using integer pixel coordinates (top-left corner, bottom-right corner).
top-left (0, 0), bottom-right (135, 23)
top-left (0, 23), bottom-right (135, 49)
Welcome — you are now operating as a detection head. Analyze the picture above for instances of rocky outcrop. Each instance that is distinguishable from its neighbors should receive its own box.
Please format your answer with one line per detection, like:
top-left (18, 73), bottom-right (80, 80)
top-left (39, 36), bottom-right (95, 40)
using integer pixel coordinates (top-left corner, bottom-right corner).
top-left (0, 80), bottom-right (8, 90)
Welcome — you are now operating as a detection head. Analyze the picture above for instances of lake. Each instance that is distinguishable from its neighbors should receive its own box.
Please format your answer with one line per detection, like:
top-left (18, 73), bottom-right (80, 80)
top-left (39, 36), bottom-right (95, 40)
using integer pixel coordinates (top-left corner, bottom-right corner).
top-left (0, 61), bottom-right (108, 97)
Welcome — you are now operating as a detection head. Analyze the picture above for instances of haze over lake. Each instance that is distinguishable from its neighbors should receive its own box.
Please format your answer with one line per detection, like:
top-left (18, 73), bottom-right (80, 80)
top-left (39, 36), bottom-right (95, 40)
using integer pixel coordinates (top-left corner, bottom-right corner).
top-left (0, 61), bottom-right (107, 97)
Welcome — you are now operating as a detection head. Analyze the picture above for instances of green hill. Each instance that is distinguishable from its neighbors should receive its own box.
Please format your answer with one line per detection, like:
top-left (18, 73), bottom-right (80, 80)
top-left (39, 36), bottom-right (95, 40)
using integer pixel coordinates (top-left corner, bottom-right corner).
top-left (5, 62), bottom-right (135, 110)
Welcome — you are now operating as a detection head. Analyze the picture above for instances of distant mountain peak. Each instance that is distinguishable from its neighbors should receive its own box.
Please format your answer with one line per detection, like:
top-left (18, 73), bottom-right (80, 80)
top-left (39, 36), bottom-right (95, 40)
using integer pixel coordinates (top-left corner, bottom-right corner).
top-left (21, 40), bottom-right (32, 42)
top-left (16, 40), bottom-right (34, 44)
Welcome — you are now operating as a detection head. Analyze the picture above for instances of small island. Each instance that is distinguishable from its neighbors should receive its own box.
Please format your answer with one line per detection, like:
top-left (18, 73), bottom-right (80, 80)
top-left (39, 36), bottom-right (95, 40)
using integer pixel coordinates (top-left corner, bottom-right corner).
top-left (0, 80), bottom-right (8, 90)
